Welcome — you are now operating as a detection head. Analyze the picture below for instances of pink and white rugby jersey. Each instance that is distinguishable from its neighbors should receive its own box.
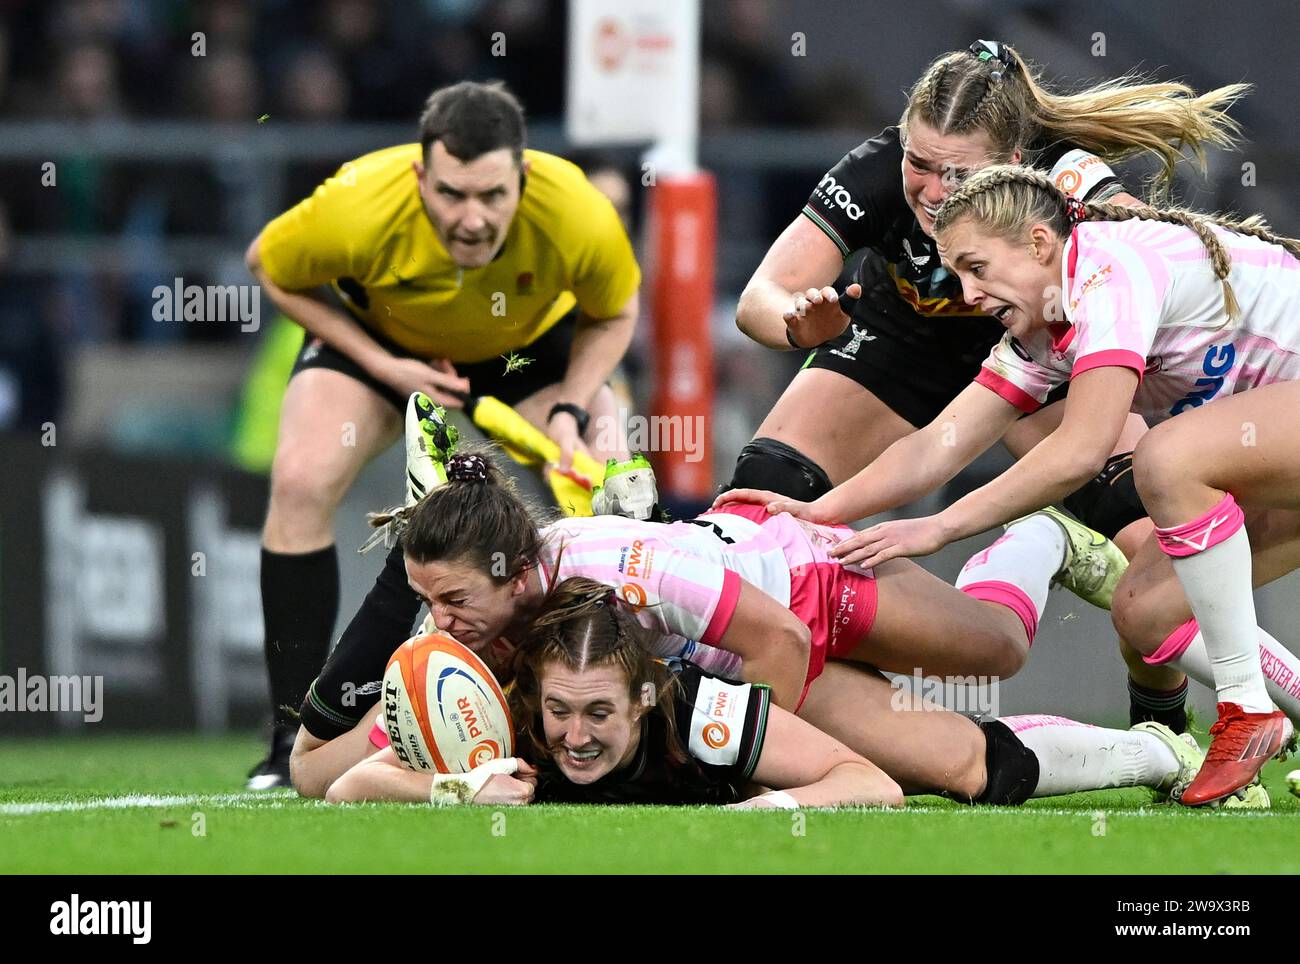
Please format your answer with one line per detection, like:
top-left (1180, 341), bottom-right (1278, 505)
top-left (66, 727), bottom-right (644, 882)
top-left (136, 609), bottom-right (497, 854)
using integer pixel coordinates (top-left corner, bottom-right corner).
top-left (534, 507), bottom-right (855, 675)
top-left (976, 217), bottom-right (1300, 425)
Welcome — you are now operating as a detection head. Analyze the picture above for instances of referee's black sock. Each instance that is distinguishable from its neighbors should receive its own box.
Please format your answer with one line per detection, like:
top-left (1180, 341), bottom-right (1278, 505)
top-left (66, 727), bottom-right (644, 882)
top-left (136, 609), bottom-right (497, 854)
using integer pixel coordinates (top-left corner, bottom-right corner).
top-left (1127, 675), bottom-right (1188, 733)
top-left (261, 545), bottom-right (339, 729)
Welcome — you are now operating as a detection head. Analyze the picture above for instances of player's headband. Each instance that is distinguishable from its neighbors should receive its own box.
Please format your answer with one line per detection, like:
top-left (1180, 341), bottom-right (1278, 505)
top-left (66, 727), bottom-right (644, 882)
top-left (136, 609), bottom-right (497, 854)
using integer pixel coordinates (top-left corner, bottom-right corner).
top-left (968, 40), bottom-right (1018, 81)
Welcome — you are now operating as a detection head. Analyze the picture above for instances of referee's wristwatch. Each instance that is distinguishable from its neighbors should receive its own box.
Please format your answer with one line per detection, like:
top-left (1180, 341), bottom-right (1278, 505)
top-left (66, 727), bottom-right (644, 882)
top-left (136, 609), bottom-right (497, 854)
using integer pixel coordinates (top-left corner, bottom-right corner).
top-left (547, 402), bottom-right (591, 436)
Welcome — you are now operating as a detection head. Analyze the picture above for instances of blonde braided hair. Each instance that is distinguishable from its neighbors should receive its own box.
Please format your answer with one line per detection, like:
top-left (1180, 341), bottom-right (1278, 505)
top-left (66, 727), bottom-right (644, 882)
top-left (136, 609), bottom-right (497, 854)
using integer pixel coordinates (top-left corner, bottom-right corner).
top-left (903, 44), bottom-right (1249, 197)
top-left (933, 164), bottom-right (1300, 321)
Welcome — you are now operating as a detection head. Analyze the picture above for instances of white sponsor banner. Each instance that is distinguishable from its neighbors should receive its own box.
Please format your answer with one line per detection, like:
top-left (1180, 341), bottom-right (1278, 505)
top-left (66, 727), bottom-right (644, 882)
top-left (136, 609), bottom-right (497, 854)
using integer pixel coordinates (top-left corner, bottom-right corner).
top-left (566, 0), bottom-right (699, 170)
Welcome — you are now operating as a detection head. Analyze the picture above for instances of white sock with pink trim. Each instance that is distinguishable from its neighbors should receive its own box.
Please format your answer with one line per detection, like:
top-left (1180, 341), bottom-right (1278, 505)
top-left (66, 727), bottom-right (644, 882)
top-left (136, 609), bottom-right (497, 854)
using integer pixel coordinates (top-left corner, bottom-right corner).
top-left (1144, 620), bottom-right (1300, 725)
top-left (956, 515), bottom-right (1062, 647)
top-left (1002, 715), bottom-right (1181, 796)
top-left (1154, 493), bottom-right (1271, 713)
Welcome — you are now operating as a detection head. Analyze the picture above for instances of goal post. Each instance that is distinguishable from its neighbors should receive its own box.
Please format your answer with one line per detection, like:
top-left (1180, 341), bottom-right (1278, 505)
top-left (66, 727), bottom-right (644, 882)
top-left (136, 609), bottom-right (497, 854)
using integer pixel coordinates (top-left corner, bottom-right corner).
top-left (566, 0), bottom-right (716, 501)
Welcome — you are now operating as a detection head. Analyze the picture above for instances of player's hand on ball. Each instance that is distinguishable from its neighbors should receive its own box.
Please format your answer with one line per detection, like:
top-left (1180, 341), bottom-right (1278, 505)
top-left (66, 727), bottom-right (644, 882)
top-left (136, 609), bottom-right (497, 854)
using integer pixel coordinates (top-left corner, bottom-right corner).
top-left (784, 283), bottom-right (860, 349)
top-left (473, 759), bottom-right (537, 806)
top-left (376, 355), bottom-right (471, 409)
top-left (829, 515), bottom-right (950, 568)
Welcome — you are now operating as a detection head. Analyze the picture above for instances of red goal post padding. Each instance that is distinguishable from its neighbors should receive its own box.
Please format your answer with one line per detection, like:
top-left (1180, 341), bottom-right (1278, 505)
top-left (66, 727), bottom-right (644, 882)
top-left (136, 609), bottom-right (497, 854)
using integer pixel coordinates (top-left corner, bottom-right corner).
top-left (647, 172), bottom-right (716, 500)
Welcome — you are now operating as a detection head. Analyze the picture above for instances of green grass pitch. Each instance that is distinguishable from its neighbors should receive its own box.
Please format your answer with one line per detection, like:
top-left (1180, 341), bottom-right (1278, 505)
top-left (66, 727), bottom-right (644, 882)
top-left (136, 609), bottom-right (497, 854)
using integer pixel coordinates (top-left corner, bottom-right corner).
top-left (1, 734), bottom-right (1296, 874)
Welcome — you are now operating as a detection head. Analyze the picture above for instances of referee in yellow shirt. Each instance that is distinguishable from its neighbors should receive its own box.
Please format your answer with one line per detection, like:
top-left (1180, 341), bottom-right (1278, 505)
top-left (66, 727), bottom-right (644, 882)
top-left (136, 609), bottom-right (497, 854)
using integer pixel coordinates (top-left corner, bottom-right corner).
top-left (244, 81), bottom-right (640, 787)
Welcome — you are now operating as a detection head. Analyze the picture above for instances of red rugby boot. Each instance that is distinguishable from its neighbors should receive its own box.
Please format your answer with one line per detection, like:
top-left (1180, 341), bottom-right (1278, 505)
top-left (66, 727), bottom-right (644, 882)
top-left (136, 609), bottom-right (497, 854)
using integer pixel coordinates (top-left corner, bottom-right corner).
top-left (1181, 702), bottom-right (1292, 805)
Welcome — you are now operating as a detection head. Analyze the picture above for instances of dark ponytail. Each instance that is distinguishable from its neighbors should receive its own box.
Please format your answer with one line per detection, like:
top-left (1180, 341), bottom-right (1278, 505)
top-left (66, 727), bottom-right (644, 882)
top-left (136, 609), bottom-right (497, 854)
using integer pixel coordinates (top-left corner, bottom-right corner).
top-left (365, 446), bottom-right (550, 583)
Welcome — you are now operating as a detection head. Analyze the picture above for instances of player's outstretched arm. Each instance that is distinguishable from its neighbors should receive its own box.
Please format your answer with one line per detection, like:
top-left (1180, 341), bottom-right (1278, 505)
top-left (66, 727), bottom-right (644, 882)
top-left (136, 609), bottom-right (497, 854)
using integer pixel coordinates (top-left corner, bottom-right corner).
top-left (290, 714), bottom-right (382, 800)
top-left (828, 366), bottom-right (1139, 569)
top-left (737, 215), bottom-right (850, 350)
top-left (732, 703), bottom-right (903, 809)
top-left (818, 381), bottom-right (1021, 523)
top-left (325, 749), bottom-right (537, 806)
top-left (935, 366), bottom-right (1137, 543)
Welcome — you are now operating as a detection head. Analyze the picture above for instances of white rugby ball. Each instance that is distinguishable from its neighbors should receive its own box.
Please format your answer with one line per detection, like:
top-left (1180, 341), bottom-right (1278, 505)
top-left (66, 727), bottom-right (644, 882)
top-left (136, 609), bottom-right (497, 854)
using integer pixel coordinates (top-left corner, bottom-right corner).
top-left (381, 632), bottom-right (513, 773)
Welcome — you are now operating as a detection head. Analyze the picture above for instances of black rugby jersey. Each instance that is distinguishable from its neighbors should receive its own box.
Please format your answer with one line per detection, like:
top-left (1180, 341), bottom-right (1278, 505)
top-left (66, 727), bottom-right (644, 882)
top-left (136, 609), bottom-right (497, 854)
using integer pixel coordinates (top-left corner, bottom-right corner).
top-left (803, 126), bottom-right (1124, 321)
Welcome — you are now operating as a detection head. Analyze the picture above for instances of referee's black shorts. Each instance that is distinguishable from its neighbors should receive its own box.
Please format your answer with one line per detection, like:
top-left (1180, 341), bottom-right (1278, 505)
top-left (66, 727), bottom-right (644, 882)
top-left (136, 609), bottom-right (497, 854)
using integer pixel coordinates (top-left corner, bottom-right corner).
top-left (799, 253), bottom-right (1064, 426)
top-left (289, 311), bottom-right (576, 412)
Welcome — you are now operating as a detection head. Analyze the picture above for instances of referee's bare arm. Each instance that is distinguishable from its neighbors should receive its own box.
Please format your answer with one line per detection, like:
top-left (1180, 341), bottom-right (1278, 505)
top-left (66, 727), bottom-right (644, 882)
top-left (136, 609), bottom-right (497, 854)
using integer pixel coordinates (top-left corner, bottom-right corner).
top-left (245, 233), bottom-right (469, 408)
top-left (556, 292), bottom-right (638, 412)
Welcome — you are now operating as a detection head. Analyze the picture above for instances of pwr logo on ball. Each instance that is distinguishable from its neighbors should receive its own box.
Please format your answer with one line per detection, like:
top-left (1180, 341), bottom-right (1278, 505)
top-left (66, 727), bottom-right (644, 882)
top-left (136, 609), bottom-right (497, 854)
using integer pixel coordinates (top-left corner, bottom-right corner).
top-left (383, 633), bottom-right (513, 773)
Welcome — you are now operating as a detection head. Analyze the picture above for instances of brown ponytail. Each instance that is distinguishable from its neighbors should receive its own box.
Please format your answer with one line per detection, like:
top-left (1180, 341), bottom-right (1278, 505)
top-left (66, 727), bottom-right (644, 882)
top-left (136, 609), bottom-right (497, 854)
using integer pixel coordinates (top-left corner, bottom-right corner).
top-left (364, 445), bottom-right (552, 583)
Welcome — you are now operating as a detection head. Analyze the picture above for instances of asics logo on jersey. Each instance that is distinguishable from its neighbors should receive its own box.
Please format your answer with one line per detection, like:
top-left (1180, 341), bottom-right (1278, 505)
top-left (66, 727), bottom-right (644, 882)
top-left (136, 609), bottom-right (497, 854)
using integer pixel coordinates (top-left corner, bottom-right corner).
top-left (902, 238), bottom-right (931, 268)
top-left (1170, 344), bottom-right (1235, 417)
top-left (816, 174), bottom-right (864, 221)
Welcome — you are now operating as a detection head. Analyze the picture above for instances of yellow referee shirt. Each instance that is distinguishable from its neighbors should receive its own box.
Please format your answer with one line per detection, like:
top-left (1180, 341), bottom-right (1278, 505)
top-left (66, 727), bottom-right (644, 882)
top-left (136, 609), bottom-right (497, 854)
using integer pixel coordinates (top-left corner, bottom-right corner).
top-left (257, 146), bottom-right (640, 362)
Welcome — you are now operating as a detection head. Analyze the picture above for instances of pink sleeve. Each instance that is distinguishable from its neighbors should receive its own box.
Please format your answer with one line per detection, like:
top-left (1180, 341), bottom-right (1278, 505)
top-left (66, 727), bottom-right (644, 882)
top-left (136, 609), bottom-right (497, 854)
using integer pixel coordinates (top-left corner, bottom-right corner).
top-left (975, 333), bottom-right (1064, 412)
top-left (636, 545), bottom-right (737, 644)
top-left (975, 367), bottom-right (1042, 414)
top-left (700, 569), bottom-right (742, 646)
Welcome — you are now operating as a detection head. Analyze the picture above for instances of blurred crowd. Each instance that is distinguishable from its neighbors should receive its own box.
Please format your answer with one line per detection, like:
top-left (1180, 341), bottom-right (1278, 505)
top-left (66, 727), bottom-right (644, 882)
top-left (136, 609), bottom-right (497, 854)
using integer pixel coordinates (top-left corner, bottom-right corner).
top-left (0, 0), bottom-right (876, 436)
top-left (0, 0), bottom-right (876, 127)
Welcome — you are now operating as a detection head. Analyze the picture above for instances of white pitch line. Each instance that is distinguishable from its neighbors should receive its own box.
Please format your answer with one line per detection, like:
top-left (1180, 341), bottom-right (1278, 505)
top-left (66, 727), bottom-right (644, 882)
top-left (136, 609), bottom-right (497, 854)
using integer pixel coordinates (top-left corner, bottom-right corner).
top-left (0, 791), bottom-right (302, 816)
top-left (0, 795), bottom-right (1291, 818)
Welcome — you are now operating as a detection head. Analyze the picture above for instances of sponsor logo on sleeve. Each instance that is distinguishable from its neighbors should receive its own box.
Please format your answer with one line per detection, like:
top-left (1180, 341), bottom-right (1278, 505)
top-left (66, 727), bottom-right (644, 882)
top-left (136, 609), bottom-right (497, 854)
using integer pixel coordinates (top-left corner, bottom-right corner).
top-left (688, 676), bottom-right (753, 766)
top-left (815, 173), bottom-right (865, 221)
top-left (1050, 148), bottom-right (1112, 199)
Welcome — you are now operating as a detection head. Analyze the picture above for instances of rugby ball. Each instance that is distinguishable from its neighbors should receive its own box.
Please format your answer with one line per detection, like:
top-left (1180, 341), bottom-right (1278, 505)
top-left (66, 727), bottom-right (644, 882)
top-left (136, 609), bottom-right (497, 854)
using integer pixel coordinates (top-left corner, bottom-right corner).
top-left (381, 632), bottom-right (513, 773)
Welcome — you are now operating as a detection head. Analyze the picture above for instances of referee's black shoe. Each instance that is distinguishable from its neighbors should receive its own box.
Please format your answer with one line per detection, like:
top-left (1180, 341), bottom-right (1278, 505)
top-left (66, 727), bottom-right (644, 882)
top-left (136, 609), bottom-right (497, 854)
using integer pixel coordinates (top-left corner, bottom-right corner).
top-left (246, 724), bottom-right (296, 790)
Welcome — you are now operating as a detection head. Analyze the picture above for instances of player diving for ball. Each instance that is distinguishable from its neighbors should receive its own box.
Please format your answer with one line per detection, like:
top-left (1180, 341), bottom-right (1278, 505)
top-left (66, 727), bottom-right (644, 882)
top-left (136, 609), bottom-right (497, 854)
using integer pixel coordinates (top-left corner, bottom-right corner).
top-left (245, 80), bottom-right (642, 787)
top-left (298, 400), bottom-right (1266, 808)
top-left (326, 574), bottom-right (1243, 809)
